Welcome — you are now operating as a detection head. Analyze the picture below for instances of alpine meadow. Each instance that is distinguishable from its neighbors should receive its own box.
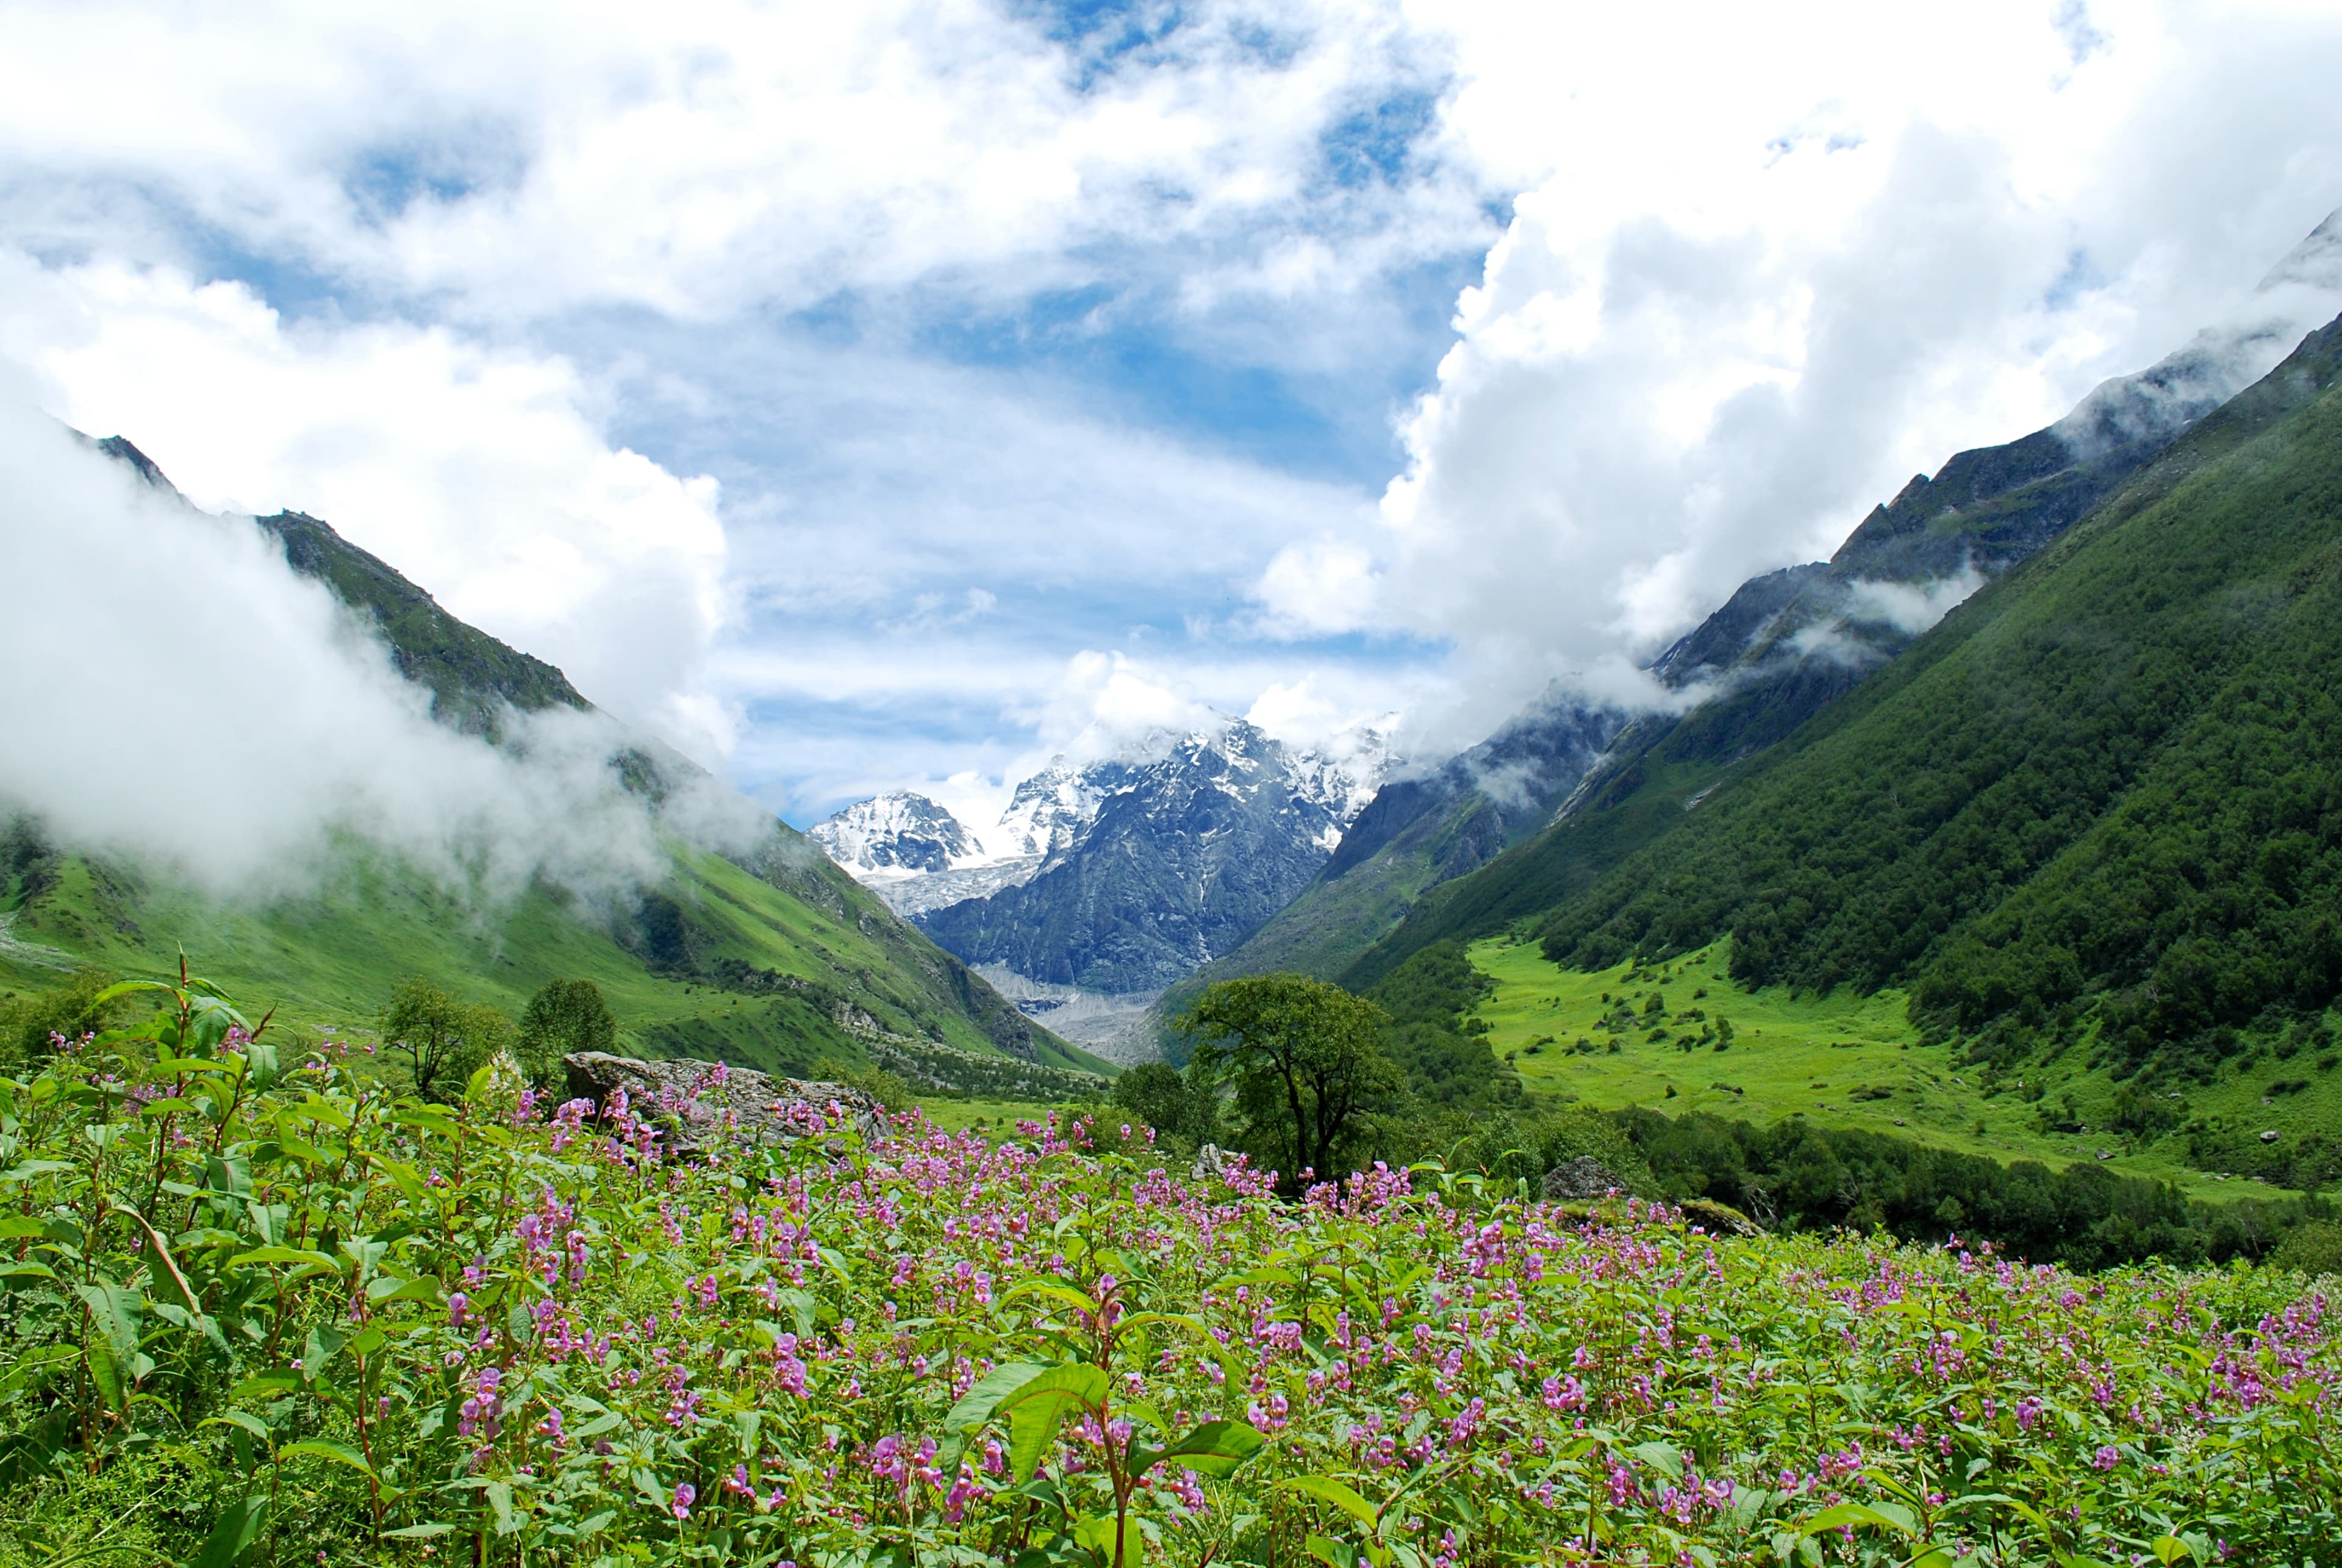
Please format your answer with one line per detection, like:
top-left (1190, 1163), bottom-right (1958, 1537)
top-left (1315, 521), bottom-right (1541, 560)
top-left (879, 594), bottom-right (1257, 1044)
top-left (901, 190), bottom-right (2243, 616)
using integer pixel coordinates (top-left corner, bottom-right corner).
top-left (7, 7), bottom-right (2342, 1568)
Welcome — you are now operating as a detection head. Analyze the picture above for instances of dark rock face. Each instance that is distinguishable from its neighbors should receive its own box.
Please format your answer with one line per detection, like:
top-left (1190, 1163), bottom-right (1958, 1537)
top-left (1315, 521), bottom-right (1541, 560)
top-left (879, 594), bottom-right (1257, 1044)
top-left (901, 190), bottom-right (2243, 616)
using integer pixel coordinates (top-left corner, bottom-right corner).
top-left (917, 722), bottom-right (1352, 993)
top-left (561, 1051), bottom-right (887, 1156)
top-left (1542, 1156), bottom-right (1624, 1203)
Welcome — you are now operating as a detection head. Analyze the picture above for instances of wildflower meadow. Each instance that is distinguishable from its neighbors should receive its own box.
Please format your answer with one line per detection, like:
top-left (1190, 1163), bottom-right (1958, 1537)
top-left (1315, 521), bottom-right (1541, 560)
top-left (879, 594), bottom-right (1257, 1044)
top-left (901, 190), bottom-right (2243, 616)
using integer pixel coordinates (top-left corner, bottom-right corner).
top-left (1, 967), bottom-right (2337, 1567)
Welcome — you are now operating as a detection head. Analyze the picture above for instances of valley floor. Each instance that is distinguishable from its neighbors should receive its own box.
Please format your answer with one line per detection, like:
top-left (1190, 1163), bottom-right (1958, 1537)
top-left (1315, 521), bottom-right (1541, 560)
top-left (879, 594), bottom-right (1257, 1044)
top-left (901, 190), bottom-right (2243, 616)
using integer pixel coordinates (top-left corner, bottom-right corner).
top-left (1469, 935), bottom-right (2333, 1203)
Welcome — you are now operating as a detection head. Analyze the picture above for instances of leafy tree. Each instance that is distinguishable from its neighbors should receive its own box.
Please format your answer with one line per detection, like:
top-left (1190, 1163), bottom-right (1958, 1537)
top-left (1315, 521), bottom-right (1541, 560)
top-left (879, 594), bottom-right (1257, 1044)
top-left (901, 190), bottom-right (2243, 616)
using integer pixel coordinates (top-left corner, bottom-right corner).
top-left (517, 977), bottom-right (617, 1084)
top-left (1178, 973), bottom-right (1398, 1189)
top-left (381, 978), bottom-right (514, 1101)
top-left (1109, 1059), bottom-right (1220, 1153)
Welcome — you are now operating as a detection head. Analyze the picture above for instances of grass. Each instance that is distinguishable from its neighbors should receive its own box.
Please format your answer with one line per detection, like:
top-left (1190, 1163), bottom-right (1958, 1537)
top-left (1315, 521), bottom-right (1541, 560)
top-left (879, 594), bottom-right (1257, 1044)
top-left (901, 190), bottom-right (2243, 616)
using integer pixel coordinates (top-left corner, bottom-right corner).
top-left (912, 1095), bottom-right (1067, 1134)
top-left (1466, 934), bottom-right (2331, 1203)
top-left (1, 837), bottom-right (1114, 1086)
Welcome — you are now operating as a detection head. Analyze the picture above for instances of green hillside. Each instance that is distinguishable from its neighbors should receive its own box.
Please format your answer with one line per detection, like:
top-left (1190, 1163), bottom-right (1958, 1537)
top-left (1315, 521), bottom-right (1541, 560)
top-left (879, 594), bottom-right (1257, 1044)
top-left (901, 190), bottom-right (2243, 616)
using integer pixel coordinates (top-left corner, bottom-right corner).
top-left (3, 440), bottom-right (1108, 1091)
top-left (0, 811), bottom-right (1107, 1091)
top-left (1345, 313), bottom-right (2342, 1158)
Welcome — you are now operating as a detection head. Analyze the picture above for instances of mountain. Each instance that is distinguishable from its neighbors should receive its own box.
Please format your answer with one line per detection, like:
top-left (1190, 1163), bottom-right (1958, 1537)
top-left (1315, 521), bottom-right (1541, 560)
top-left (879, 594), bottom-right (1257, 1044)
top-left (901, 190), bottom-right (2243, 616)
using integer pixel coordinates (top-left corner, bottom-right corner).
top-left (1355, 306), bottom-right (2342, 1102)
top-left (1145, 692), bottom-right (1625, 1042)
top-left (808, 792), bottom-right (978, 875)
top-left (4, 439), bottom-right (1109, 1094)
top-left (911, 720), bottom-right (1382, 998)
top-left (1344, 208), bottom-right (2342, 991)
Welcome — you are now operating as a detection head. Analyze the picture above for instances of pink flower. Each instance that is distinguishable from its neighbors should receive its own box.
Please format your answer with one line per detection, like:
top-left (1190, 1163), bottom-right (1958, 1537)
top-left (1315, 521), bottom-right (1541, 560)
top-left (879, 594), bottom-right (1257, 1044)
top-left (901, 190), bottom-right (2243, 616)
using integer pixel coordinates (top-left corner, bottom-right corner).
top-left (671, 1481), bottom-right (696, 1520)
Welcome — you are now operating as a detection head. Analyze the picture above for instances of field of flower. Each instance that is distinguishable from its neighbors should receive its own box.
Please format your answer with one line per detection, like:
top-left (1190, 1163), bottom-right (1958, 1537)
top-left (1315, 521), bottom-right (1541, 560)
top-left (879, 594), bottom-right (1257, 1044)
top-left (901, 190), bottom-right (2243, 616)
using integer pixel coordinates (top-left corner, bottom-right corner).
top-left (2, 970), bottom-right (2338, 1567)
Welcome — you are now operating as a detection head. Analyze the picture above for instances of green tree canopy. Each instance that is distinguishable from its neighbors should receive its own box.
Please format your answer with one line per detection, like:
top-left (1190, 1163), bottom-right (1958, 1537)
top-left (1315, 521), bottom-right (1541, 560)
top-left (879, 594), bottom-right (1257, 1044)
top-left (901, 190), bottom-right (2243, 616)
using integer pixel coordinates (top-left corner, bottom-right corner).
top-left (1178, 973), bottom-right (1397, 1189)
top-left (517, 976), bottom-right (617, 1084)
top-left (381, 978), bottom-right (514, 1100)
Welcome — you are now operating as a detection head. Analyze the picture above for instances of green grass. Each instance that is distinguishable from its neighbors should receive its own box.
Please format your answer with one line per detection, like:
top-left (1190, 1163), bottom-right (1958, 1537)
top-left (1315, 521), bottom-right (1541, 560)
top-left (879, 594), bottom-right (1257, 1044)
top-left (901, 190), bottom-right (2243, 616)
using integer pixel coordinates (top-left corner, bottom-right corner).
top-left (1466, 934), bottom-right (2327, 1203)
top-left (1, 834), bottom-right (1113, 1087)
top-left (912, 1096), bottom-right (1066, 1134)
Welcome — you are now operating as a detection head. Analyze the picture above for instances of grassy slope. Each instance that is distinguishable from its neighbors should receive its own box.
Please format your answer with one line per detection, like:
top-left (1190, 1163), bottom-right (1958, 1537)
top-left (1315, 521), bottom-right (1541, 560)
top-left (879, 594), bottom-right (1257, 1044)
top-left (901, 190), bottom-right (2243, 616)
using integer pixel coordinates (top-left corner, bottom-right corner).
top-left (1, 827), bottom-right (1110, 1086)
top-left (12, 443), bottom-right (1109, 1087)
top-left (1471, 935), bottom-right (2334, 1201)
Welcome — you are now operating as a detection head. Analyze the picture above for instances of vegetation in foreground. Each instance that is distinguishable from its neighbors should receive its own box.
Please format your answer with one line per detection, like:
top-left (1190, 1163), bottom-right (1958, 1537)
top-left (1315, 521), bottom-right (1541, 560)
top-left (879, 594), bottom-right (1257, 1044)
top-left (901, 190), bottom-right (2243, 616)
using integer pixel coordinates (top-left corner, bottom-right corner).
top-left (5, 967), bottom-right (2340, 1567)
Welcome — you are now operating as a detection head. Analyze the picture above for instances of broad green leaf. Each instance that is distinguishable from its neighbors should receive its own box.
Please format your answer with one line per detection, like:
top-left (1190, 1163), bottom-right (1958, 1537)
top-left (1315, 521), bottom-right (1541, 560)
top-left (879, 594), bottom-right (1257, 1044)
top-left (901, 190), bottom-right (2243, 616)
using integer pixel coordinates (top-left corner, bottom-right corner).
top-left (999, 1364), bottom-right (1108, 1481)
top-left (226, 1245), bottom-right (342, 1276)
top-left (1800, 1502), bottom-right (1915, 1538)
top-left (1143, 1420), bottom-right (1266, 1480)
top-left (945, 1361), bottom-right (1050, 1432)
top-left (281, 1438), bottom-right (374, 1477)
top-left (1630, 1441), bottom-right (1683, 1482)
top-left (1005, 1280), bottom-right (1100, 1319)
top-left (192, 1494), bottom-right (269, 1568)
top-left (1278, 1475), bottom-right (1378, 1531)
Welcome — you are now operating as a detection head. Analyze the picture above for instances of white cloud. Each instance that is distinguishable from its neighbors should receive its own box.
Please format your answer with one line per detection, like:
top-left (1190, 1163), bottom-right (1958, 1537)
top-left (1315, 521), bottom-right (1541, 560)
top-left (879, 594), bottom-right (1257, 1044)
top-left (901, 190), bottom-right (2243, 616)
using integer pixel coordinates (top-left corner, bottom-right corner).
top-left (0, 256), bottom-right (734, 762)
top-left (0, 0), bottom-right (1469, 323)
top-left (0, 386), bottom-right (755, 901)
top-left (1262, 0), bottom-right (2342, 742)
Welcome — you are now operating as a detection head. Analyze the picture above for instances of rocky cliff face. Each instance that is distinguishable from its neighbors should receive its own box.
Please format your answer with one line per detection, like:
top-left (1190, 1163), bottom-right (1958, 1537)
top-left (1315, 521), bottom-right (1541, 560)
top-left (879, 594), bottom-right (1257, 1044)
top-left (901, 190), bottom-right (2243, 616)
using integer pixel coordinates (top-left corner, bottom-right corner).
top-left (808, 792), bottom-right (977, 875)
top-left (912, 721), bottom-right (1381, 994)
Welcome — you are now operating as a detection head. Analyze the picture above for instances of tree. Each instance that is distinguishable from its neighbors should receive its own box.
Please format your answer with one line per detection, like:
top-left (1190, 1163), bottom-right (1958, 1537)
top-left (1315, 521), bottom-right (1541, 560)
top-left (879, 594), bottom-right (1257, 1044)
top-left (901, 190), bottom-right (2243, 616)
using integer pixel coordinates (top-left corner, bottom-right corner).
top-left (1109, 1059), bottom-right (1220, 1153)
top-left (517, 978), bottom-right (617, 1084)
top-left (1177, 973), bottom-right (1397, 1190)
top-left (381, 978), bottom-right (514, 1101)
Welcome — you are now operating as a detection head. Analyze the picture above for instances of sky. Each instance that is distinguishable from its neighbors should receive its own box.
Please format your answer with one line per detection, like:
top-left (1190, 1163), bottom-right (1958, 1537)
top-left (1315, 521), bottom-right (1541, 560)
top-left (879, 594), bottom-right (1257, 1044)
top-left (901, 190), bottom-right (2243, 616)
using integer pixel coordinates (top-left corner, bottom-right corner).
top-left (4, 0), bottom-right (2341, 832)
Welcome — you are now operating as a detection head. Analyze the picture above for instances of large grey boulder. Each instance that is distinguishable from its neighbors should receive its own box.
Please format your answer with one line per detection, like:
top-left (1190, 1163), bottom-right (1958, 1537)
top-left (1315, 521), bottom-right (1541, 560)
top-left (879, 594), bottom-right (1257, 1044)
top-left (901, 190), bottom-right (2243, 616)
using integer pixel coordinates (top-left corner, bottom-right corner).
top-left (1542, 1156), bottom-right (1624, 1203)
top-left (562, 1052), bottom-right (887, 1156)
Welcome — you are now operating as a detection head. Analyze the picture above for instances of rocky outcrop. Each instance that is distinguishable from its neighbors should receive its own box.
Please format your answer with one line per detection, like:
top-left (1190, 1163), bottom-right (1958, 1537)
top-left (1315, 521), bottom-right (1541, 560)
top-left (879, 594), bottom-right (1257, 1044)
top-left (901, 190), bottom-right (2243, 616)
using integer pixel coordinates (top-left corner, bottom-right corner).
top-left (562, 1051), bottom-right (887, 1156)
top-left (1541, 1156), bottom-right (1624, 1203)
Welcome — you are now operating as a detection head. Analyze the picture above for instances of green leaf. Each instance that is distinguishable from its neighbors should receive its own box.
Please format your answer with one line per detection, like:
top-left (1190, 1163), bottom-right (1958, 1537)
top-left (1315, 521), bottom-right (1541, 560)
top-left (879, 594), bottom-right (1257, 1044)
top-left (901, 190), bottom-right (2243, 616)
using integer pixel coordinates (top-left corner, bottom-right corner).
top-left (84, 1324), bottom-right (128, 1412)
top-left (382, 1523), bottom-right (456, 1540)
top-left (107, 1201), bottom-right (202, 1316)
top-left (1630, 1440), bottom-right (1683, 1482)
top-left (487, 1479), bottom-right (518, 1535)
top-left (226, 1245), bottom-right (342, 1277)
top-left (1073, 1512), bottom-right (1144, 1568)
top-left (998, 1364), bottom-right (1108, 1481)
top-left (1143, 1420), bottom-right (1266, 1480)
top-left (1005, 1280), bottom-right (1100, 1319)
top-left (76, 1282), bottom-right (144, 1370)
top-left (192, 1494), bottom-right (269, 1568)
top-left (91, 979), bottom-right (173, 1006)
top-left (1305, 1536), bottom-right (1360, 1568)
top-left (1277, 1475), bottom-right (1378, 1531)
top-left (203, 1409), bottom-right (274, 1442)
top-left (1800, 1502), bottom-right (1916, 1538)
top-left (281, 1438), bottom-right (373, 1477)
top-left (945, 1361), bottom-right (1050, 1432)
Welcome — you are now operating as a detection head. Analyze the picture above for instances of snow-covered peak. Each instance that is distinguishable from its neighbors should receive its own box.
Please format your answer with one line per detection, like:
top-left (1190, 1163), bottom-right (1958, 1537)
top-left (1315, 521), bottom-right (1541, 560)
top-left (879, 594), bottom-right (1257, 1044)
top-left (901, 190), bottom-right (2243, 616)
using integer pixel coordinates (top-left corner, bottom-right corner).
top-left (992, 756), bottom-right (1120, 859)
top-left (808, 792), bottom-right (977, 875)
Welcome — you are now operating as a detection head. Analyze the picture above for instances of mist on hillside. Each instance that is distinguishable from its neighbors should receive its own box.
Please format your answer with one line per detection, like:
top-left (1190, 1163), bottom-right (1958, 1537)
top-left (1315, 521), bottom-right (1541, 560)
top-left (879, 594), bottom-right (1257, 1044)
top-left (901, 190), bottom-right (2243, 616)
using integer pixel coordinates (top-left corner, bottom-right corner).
top-left (0, 386), bottom-right (767, 908)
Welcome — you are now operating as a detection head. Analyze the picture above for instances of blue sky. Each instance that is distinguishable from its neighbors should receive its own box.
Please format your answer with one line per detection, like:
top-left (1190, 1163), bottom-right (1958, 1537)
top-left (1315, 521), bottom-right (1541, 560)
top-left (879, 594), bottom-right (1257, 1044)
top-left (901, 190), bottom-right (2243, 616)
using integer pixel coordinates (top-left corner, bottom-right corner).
top-left (5, 0), bottom-right (2341, 832)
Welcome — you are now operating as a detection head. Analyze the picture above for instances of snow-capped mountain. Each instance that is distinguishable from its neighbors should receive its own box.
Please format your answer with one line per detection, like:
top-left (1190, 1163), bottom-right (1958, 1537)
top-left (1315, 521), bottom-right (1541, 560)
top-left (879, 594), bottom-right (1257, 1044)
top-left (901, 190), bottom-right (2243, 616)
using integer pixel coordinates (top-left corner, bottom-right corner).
top-left (917, 718), bottom-right (1383, 997)
top-left (804, 718), bottom-right (1390, 1020)
top-left (806, 791), bottom-right (976, 874)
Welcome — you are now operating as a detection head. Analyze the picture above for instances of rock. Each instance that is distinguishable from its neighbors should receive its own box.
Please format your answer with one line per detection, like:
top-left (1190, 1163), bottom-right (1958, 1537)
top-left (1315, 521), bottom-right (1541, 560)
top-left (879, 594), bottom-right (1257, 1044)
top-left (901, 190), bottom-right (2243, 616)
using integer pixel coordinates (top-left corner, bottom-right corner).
top-left (1542, 1156), bottom-right (1624, 1203)
top-left (1191, 1142), bottom-right (1238, 1184)
top-left (561, 1051), bottom-right (887, 1158)
top-left (2261, 1129), bottom-right (2282, 1143)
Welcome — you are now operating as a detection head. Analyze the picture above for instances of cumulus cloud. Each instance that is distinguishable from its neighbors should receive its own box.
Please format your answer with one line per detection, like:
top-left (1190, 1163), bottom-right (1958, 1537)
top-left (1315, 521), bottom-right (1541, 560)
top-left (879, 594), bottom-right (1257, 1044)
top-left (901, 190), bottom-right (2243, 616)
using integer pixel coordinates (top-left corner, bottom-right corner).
top-left (0, 256), bottom-right (734, 762)
top-left (1255, 0), bottom-right (2342, 743)
top-left (0, 388), bottom-right (753, 903)
top-left (0, 0), bottom-right (1472, 324)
